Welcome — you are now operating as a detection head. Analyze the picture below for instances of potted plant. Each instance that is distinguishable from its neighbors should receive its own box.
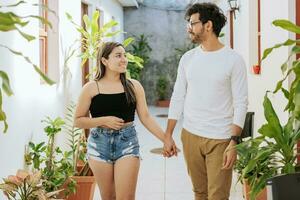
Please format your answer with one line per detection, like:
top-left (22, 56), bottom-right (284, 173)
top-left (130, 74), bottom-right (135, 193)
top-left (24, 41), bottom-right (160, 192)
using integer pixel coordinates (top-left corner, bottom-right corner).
top-left (156, 75), bottom-right (170, 107)
top-left (237, 19), bottom-right (300, 200)
top-left (63, 102), bottom-right (96, 200)
top-left (24, 117), bottom-right (75, 198)
top-left (0, 170), bottom-right (62, 200)
top-left (235, 137), bottom-right (276, 200)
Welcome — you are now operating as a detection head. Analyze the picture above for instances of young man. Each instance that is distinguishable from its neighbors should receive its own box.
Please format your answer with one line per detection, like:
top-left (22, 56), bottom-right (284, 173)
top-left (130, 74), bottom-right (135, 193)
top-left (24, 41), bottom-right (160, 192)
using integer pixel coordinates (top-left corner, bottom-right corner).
top-left (164, 3), bottom-right (248, 200)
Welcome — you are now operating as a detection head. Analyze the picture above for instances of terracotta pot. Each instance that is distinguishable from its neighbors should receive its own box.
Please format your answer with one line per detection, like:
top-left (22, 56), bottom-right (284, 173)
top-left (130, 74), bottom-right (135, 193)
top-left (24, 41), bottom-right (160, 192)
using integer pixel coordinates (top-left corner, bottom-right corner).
top-left (243, 180), bottom-right (267, 200)
top-left (156, 100), bottom-right (170, 107)
top-left (253, 65), bottom-right (261, 74)
top-left (66, 176), bottom-right (96, 200)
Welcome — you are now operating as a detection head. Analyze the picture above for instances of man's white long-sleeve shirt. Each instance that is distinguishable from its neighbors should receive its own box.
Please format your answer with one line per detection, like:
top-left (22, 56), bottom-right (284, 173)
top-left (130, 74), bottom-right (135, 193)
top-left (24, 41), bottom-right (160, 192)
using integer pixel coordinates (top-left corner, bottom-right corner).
top-left (168, 46), bottom-right (248, 139)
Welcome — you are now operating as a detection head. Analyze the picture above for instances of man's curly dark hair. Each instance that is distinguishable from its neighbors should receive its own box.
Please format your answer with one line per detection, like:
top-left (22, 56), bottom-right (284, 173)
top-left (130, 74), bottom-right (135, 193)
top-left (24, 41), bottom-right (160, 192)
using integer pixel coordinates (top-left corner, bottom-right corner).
top-left (185, 3), bottom-right (227, 37)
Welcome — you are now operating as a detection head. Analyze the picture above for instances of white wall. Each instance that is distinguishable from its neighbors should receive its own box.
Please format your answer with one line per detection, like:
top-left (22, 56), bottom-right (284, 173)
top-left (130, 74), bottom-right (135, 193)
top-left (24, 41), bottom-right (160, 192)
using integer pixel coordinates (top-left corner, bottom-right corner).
top-left (218, 0), bottom-right (293, 136)
top-left (233, 0), bottom-right (293, 136)
top-left (0, 0), bottom-right (65, 192)
top-left (0, 0), bottom-right (125, 198)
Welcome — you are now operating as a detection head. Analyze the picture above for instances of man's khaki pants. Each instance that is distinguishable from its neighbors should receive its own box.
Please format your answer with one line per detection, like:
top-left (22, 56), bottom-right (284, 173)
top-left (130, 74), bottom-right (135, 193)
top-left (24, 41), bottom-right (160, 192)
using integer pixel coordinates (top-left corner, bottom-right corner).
top-left (181, 128), bottom-right (232, 200)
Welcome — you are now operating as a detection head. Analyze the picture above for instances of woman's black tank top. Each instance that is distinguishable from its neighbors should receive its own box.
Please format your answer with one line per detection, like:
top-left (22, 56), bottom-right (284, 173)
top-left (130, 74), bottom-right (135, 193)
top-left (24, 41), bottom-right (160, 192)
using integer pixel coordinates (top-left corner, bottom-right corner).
top-left (89, 82), bottom-right (136, 122)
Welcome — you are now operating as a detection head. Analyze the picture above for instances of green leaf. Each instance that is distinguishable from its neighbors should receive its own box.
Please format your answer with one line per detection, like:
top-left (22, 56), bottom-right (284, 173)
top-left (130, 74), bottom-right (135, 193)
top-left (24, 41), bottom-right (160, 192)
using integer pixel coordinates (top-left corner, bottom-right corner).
top-left (0, 89), bottom-right (8, 133)
top-left (294, 81), bottom-right (300, 120)
top-left (33, 65), bottom-right (55, 85)
top-left (0, 1), bottom-right (26, 8)
top-left (0, 24), bottom-right (17, 31)
top-left (123, 37), bottom-right (135, 47)
top-left (292, 45), bottom-right (300, 54)
top-left (258, 124), bottom-right (276, 138)
top-left (283, 116), bottom-right (293, 139)
top-left (258, 93), bottom-right (284, 144)
top-left (16, 28), bottom-right (36, 41)
top-left (281, 88), bottom-right (289, 99)
top-left (23, 15), bottom-right (52, 29)
top-left (262, 39), bottom-right (296, 60)
top-left (282, 162), bottom-right (295, 173)
top-left (281, 63), bottom-right (288, 73)
top-left (250, 172), bottom-right (272, 200)
top-left (262, 94), bottom-right (282, 134)
top-left (0, 11), bottom-right (28, 26)
top-left (104, 30), bottom-right (121, 37)
top-left (0, 44), bottom-right (55, 85)
top-left (91, 11), bottom-right (99, 34)
top-left (83, 15), bottom-right (91, 31)
top-left (100, 20), bottom-right (118, 34)
top-left (219, 32), bottom-right (225, 38)
top-left (0, 70), bottom-right (13, 96)
top-left (273, 79), bottom-right (283, 93)
top-left (242, 159), bottom-right (256, 177)
top-left (65, 12), bottom-right (73, 21)
top-left (273, 19), bottom-right (300, 34)
top-left (32, 2), bottom-right (56, 15)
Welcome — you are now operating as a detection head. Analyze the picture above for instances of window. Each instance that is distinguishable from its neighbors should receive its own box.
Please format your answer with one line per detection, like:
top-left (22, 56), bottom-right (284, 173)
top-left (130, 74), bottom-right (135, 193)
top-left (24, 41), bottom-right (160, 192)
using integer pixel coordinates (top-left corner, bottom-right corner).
top-left (81, 2), bottom-right (89, 85)
top-left (39, 0), bottom-right (48, 77)
top-left (96, 9), bottom-right (103, 28)
top-left (39, 0), bottom-right (59, 83)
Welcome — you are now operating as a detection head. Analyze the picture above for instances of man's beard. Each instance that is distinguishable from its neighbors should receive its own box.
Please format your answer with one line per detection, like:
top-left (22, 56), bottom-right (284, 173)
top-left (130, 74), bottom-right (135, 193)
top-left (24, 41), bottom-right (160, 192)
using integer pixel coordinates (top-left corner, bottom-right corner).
top-left (189, 30), bottom-right (204, 44)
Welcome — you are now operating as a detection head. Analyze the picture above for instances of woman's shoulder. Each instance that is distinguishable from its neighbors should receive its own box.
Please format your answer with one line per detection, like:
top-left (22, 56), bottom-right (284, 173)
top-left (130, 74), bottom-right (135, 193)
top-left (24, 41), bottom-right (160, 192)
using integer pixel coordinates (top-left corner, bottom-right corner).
top-left (129, 79), bottom-right (145, 96)
top-left (129, 78), bottom-right (142, 89)
top-left (83, 81), bottom-right (97, 90)
top-left (81, 81), bottom-right (98, 97)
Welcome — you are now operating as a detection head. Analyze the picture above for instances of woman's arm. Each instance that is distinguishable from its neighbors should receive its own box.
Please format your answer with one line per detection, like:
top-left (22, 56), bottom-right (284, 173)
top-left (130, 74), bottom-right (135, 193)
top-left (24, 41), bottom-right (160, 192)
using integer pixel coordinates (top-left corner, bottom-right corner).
top-left (74, 82), bottom-right (103, 129)
top-left (132, 79), bottom-right (165, 143)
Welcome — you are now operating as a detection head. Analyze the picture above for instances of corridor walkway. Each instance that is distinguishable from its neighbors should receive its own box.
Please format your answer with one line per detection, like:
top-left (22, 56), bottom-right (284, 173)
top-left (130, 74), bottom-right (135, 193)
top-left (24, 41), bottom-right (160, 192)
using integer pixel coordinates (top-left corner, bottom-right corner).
top-left (93, 106), bottom-right (243, 200)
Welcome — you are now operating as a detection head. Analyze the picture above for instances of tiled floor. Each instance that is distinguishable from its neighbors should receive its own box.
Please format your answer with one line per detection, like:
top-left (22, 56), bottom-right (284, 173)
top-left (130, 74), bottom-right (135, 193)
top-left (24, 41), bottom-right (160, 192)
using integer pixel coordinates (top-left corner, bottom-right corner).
top-left (93, 106), bottom-right (244, 200)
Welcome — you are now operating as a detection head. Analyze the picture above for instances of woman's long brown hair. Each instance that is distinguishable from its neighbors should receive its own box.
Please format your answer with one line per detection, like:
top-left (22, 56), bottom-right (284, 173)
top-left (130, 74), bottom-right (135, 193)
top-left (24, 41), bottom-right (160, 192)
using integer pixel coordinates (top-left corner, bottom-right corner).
top-left (95, 42), bottom-right (136, 104)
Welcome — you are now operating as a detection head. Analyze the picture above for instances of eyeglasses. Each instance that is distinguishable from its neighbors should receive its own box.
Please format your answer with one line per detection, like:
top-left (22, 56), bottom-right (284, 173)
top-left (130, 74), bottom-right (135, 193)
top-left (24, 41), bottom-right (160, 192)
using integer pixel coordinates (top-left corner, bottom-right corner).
top-left (187, 20), bottom-right (201, 29)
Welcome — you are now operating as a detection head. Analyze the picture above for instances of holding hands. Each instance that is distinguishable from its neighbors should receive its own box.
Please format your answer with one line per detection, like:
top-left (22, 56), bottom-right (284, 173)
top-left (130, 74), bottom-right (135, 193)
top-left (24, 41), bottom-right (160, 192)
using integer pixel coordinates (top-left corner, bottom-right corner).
top-left (163, 133), bottom-right (178, 157)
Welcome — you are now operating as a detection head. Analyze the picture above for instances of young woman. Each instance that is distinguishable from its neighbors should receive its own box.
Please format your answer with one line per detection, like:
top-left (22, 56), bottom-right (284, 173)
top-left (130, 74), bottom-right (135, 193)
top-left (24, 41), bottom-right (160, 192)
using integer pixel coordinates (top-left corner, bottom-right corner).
top-left (74, 42), bottom-right (167, 200)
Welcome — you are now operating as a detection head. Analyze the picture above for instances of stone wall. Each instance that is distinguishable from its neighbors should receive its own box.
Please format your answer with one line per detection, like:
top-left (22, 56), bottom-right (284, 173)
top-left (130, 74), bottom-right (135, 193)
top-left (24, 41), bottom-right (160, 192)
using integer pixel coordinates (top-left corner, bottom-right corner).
top-left (124, 5), bottom-right (192, 104)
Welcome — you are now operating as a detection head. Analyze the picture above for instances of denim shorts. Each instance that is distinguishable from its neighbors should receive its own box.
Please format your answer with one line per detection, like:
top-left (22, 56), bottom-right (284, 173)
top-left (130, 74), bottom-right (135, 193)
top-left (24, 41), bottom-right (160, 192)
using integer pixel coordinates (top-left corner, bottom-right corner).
top-left (87, 123), bottom-right (140, 164)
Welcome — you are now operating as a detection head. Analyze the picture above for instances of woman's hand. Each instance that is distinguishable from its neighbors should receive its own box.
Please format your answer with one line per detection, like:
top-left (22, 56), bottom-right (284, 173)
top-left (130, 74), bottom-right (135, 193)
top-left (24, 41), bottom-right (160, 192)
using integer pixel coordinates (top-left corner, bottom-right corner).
top-left (163, 134), bottom-right (178, 157)
top-left (101, 116), bottom-right (124, 130)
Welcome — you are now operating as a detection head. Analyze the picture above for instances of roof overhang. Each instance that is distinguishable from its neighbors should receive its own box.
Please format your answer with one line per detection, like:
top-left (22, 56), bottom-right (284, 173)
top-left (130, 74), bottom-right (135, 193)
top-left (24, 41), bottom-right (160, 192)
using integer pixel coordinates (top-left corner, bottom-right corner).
top-left (118, 0), bottom-right (139, 8)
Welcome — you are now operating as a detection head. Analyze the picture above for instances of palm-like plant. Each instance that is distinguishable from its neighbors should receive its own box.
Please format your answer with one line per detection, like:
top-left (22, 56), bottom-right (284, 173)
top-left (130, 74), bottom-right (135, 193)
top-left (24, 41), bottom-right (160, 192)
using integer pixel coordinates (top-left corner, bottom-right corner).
top-left (66, 10), bottom-right (143, 80)
top-left (237, 19), bottom-right (300, 200)
top-left (64, 102), bottom-right (89, 176)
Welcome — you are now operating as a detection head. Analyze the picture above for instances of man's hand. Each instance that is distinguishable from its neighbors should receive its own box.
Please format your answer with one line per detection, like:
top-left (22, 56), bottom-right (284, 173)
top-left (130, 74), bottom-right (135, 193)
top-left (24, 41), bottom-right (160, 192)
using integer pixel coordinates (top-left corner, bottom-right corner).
top-left (163, 134), bottom-right (178, 157)
top-left (222, 140), bottom-right (237, 169)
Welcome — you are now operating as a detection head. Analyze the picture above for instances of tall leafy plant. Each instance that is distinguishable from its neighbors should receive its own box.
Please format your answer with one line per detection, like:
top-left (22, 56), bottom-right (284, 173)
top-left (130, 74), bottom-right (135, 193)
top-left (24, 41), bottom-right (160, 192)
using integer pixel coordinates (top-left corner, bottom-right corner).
top-left (25, 117), bottom-right (75, 197)
top-left (0, 1), bottom-right (54, 133)
top-left (64, 102), bottom-right (88, 176)
top-left (127, 34), bottom-right (152, 80)
top-left (66, 10), bottom-right (143, 80)
top-left (238, 19), bottom-right (300, 200)
top-left (156, 75), bottom-right (169, 101)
